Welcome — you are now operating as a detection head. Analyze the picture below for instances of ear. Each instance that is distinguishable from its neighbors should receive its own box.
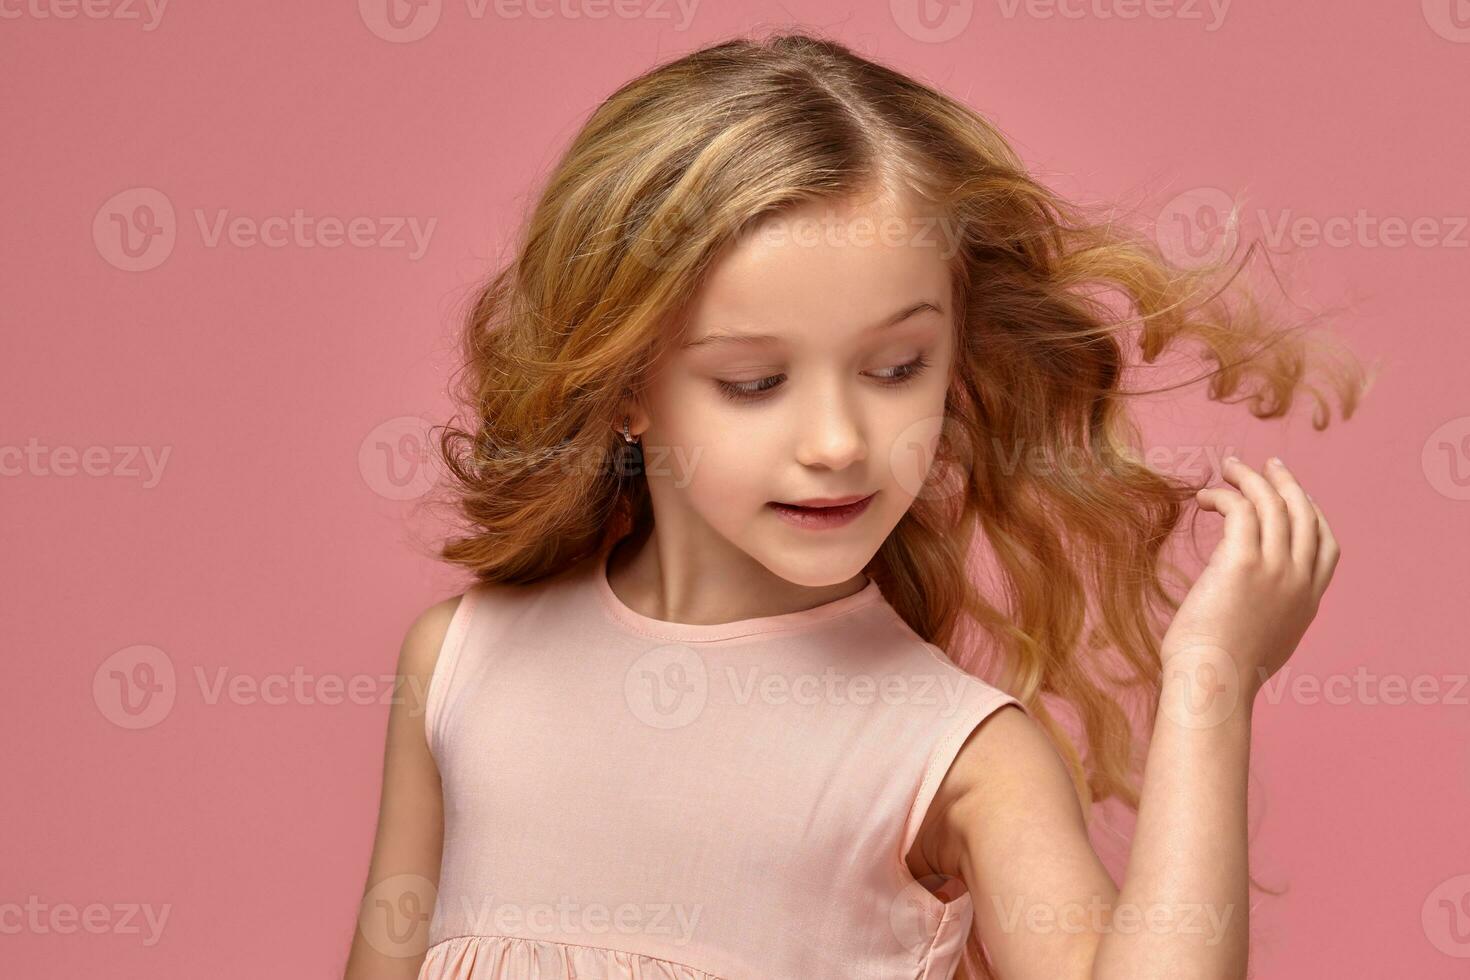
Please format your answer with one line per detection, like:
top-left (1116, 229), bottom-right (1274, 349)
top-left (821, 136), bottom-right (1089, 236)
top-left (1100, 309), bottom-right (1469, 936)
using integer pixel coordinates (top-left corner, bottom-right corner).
top-left (611, 403), bottom-right (651, 441)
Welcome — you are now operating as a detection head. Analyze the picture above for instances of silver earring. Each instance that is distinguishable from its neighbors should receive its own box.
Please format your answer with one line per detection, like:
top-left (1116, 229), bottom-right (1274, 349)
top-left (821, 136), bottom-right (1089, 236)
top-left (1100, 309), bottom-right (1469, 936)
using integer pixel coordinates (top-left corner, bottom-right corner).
top-left (618, 415), bottom-right (643, 476)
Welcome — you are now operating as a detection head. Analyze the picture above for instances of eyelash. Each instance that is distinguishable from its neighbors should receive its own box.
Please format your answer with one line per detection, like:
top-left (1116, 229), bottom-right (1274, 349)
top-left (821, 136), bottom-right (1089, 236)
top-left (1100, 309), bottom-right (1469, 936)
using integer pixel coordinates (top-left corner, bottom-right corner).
top-left (715, 354), bottom-right (931, 403)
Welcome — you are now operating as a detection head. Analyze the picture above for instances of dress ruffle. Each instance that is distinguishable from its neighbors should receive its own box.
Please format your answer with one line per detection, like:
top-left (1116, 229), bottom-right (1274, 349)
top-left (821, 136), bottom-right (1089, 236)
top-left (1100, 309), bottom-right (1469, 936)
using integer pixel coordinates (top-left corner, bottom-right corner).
top-left (418, 934), bottom-right (724, 980)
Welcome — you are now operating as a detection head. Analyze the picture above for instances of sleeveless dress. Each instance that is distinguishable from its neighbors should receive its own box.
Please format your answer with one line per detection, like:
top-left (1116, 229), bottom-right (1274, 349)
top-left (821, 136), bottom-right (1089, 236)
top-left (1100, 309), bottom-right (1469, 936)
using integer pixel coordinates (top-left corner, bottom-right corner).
top-left (417, 538), bottom-right (1022, 980)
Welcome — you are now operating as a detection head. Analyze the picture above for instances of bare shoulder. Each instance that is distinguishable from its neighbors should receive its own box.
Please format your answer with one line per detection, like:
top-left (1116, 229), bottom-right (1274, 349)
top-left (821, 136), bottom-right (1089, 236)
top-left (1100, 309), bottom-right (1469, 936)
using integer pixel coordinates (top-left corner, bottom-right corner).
top-left (921, 702), bottom-right (1091, 875)
top-left (342, 592), bottom-right (465, 977)
top-left (398, 592), bottom-right (466, 678)
top-left (390, 592), bottom-right (468, 726)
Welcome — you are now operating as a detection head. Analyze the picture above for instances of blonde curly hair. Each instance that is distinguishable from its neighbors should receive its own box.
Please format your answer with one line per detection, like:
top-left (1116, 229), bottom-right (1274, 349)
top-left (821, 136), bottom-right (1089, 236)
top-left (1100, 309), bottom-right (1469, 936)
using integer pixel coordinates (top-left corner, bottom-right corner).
top-left (427, 29), bottom-right (1372, 978)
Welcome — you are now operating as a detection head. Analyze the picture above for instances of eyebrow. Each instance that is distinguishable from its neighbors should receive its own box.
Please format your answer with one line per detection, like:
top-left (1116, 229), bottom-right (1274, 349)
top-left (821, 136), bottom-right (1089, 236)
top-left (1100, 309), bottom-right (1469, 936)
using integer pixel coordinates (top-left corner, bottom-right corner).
top-left (681, 300), bottom-right (945, 350)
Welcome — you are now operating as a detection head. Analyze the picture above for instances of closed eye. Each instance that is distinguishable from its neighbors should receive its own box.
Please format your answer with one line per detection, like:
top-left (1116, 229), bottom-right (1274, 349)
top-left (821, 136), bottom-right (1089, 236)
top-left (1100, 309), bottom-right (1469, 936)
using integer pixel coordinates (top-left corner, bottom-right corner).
top-left (715, 354), bottom-right (931, 403)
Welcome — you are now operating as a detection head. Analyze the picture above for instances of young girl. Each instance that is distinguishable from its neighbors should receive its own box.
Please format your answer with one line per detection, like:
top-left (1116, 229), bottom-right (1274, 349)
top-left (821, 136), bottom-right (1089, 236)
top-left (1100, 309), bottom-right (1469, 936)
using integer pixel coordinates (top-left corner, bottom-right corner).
top-left (345, 30), bottom-right (1365, 980)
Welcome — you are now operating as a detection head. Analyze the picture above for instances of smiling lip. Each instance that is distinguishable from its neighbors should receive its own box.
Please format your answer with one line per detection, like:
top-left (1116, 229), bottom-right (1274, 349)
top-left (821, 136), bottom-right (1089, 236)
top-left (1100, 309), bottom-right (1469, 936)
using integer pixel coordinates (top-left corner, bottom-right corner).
top-left (779, 494), bottom-right (872, 508)
top-left (767, 492), bottom-right (876, 529)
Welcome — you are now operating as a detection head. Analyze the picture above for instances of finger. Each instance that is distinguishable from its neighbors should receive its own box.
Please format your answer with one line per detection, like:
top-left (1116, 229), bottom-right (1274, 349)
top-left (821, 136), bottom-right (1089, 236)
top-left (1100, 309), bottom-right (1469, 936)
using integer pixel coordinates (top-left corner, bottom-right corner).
top-left (1307, 494), bottom-right (1340, 599)
top-left (1220, 456), bottom-right (1288, 563)
top-left (1262, 457), bottom-right (1318, 572)
top-left (1195, 485), bottom-right (1259, 558)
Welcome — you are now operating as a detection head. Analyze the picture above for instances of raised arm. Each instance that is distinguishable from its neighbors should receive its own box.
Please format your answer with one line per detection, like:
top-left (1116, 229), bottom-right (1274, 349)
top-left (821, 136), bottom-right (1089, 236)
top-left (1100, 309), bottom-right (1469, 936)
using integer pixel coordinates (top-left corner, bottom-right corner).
top-left (342, 596), bottom-right (462, 980)
top-left (923, 456), bottom-right (1338, 980)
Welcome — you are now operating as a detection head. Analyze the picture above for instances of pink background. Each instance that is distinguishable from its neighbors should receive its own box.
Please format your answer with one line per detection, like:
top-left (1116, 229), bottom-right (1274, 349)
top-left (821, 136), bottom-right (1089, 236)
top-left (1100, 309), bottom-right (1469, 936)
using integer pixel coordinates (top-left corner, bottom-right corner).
top-left (3, 1), bottom-right (1468, 976)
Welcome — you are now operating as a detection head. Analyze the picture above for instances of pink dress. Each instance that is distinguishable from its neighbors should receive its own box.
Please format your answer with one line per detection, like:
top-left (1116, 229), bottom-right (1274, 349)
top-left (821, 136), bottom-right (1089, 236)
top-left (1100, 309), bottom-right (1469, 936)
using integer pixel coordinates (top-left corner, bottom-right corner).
top-left (418, 537), bottom-right (1022, 980)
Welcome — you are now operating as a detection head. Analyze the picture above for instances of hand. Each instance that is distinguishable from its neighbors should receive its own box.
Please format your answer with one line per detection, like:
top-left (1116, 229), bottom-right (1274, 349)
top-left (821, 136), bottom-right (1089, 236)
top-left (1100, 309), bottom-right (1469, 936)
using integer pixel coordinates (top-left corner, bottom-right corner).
top-left (1160, 456), bottom-right (1341, 704)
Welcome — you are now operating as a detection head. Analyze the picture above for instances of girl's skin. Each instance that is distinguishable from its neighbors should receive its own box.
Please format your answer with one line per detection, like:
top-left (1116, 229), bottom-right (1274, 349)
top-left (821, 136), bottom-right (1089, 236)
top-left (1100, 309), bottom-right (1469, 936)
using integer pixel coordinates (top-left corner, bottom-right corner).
top-left (344, 185), bottom-right (1339, 980)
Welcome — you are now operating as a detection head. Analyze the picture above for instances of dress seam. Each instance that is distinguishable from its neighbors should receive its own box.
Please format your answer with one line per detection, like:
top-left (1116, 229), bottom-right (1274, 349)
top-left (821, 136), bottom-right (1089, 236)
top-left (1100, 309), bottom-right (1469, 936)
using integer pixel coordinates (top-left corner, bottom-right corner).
top-left (424, 584), bottom-right (481, 761)
top-left (594, 576), bottom-right (881, 644)
top-left (423, 932), bottom-right (721, 978)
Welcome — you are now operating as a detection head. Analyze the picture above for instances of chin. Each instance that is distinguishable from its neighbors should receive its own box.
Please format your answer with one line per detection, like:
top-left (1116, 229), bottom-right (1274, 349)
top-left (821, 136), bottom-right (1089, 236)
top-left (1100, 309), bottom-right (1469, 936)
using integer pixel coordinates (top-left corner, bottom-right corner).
top-left (749, 539), bottom-right (877, 589)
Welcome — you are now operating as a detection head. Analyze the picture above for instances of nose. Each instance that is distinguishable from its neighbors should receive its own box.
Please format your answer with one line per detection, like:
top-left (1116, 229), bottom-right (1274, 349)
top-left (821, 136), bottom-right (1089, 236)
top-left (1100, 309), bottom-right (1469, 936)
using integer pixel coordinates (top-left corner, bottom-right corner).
top-left (793, 381), bottom-right (868, 470)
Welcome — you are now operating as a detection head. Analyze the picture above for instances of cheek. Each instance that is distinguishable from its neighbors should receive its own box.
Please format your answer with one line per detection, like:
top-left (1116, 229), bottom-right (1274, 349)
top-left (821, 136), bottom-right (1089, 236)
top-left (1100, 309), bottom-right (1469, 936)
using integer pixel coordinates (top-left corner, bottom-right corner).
top-left (647, 380), bottom-right (775, 499)
top-left (876, 370), bottom-right (950, 500)
top-left (878, 408), bottom-right (945, 502)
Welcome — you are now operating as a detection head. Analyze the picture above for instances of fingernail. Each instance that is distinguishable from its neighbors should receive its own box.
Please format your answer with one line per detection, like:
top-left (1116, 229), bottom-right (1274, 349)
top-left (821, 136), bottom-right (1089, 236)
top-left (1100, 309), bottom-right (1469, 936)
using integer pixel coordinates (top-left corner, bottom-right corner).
top-left (1224, 455), bottom-right (1239, 465)
top-left (1267, 456), bottom-right (1282, 467)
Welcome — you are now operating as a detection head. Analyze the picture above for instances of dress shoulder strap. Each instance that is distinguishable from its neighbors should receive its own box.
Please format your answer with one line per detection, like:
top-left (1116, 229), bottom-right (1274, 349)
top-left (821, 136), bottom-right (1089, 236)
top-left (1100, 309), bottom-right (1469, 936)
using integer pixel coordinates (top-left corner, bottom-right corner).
top-left (898, 645), bottom-right (1024, 865)
top-left (423, 584), bottom-right (483, 761)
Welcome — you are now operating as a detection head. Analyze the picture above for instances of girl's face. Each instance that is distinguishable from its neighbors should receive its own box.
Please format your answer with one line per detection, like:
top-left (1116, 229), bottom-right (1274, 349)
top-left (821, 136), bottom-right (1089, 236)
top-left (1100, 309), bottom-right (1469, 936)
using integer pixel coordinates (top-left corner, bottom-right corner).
top-left (632, 187), bottom-right (957, 588)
